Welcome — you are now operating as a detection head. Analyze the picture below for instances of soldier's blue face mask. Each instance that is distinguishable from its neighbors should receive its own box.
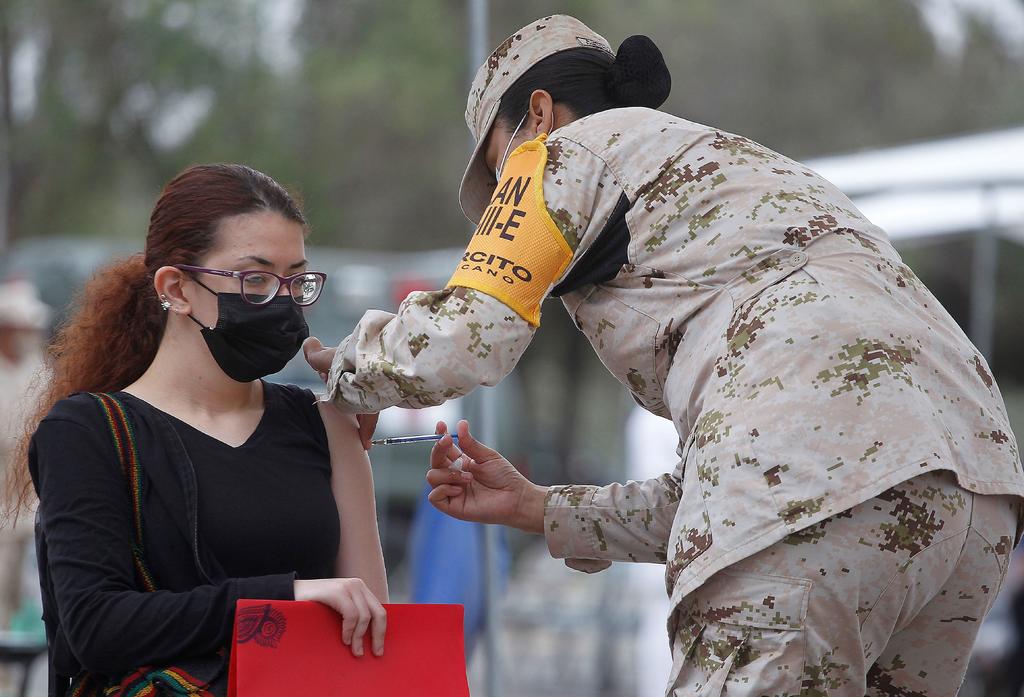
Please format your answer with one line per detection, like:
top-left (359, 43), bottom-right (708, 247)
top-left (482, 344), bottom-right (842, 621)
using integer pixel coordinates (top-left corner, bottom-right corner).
top-left (495, 111), bottom-right (529, 181)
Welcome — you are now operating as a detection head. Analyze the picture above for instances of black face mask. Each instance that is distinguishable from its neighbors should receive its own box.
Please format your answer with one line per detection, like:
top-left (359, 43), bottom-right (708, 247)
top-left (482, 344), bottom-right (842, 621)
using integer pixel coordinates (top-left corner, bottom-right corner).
top-left (188, 286), bottom-right (309, 383)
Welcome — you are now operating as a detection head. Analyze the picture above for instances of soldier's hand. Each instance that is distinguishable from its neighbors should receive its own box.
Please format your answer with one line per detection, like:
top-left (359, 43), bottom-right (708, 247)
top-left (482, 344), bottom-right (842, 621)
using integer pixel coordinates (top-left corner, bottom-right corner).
top-left (303, 336), bottom-right (336, 382)
top-left (426, 419), bottom-right (546, 534)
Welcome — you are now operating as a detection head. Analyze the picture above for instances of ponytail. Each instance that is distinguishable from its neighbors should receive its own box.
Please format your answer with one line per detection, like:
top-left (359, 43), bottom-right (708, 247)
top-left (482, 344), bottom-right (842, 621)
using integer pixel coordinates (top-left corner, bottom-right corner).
top-left (54, 253), bottom-right (167, 394)
top-left (4, 254), bottom-right (166, 522)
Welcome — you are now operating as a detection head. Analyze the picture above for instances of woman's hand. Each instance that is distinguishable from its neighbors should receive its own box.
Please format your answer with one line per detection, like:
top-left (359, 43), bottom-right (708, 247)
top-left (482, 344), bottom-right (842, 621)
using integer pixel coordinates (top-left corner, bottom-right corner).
top-left (293, 578), bottom-right (387, 657)
top-left (426, 419), bottom-right (546, 534)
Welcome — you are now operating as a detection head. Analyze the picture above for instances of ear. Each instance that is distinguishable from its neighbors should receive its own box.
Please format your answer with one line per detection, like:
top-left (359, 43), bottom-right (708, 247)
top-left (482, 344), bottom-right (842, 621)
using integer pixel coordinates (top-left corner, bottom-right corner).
top-left (153, 266), bottom-right (192, 316)
top-left (527, 89), bottom-right (555, 137)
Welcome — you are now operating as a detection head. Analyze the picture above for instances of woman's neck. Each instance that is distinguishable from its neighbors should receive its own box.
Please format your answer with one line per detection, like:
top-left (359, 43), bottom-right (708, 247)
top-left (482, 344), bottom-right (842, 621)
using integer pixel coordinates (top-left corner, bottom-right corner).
top-left (125, 325), bottom-right (262, 414)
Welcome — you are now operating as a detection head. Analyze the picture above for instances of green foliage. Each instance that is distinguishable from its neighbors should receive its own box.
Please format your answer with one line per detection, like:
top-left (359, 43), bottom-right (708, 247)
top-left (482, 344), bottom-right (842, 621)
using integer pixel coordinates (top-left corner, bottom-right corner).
top-left (3, 0), bottom-right (1024, 251)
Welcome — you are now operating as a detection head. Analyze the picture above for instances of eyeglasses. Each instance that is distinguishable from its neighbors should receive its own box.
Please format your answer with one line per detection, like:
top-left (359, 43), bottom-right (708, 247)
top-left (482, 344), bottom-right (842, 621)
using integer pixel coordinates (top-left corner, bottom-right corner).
top-left (174, 264), bottom-right (328, 306)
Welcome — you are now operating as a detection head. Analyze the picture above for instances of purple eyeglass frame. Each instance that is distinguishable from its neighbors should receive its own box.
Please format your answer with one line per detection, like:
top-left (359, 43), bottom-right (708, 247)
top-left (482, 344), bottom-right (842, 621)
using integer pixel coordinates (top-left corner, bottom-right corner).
top-left (173, 264), bottom-right (328, 306)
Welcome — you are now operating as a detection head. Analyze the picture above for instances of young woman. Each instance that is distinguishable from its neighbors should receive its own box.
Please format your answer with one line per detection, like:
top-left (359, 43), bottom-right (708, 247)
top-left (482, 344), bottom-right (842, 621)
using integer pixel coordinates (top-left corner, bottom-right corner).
top-left (310, 14), bottom-right (1022, 697)
top-left (8, 164), bottom-right (387, 696)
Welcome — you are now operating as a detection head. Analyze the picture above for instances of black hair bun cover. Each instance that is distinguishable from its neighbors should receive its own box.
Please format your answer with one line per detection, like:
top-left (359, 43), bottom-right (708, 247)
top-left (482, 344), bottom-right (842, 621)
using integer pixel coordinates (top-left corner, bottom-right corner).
top-left (607, 35), bottom-right (672, 109)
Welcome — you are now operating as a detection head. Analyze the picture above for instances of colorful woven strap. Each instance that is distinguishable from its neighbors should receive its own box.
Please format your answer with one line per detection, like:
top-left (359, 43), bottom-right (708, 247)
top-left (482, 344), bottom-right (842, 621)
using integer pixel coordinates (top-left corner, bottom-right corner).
top-left (89, 393), bottom-right (156, 592)
top-left (112, 665), bottom-right (216, 696)
top-left (68, 673), bottom-right (104, 697)
top-left (66, 394), bottom-right (214, 697)
top-left (69, 664), bottom-right (215, 697)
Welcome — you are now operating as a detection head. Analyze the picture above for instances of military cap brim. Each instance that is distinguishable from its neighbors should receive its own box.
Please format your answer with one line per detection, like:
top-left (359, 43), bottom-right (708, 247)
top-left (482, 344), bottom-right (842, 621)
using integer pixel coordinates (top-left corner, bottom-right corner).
top-left (458, 15), bottom-right (613, 224)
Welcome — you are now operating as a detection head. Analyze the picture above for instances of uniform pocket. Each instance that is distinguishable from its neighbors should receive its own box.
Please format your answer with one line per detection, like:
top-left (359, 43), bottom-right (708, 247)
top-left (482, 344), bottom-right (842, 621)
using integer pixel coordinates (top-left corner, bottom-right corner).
top-left (667, 570), bottom-right (810, 696)
top-left (570, 284), bottom-right (667, 415)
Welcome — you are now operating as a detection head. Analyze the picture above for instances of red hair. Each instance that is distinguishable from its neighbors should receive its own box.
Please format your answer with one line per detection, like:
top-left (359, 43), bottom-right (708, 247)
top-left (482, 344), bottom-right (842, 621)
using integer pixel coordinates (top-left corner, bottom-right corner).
top-left (5, 164), bottom-right (305, 521)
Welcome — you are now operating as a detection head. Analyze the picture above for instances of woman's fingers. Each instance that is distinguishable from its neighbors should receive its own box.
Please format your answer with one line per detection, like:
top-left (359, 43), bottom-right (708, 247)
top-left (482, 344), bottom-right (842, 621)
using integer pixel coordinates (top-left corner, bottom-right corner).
top-left (366, 591), bottom-right (388, 657)
top-left (338, 592), bottom-right (358, 647)
top-left (295, 579), bottom-right (387, 659)
top-left (348, 592), bottom-right (372, 658)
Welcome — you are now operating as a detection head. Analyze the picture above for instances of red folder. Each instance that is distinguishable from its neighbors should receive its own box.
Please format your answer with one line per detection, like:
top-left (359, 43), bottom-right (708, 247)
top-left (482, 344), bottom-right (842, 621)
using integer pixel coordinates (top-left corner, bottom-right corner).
top-left (228, 600), bottom-right (470, 696)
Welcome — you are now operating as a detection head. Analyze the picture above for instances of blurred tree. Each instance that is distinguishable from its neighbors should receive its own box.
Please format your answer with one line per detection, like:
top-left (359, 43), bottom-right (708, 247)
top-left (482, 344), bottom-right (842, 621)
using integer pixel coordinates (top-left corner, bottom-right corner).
top-left (5, 0), bottom-right (1024, 252)
top-left (0, 0), bottom-right (287, 247)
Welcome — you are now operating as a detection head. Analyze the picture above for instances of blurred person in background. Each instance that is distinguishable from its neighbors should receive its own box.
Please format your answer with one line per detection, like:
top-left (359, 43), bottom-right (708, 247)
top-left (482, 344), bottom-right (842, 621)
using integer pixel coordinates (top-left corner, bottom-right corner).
top-left (0, 279), bottom-right (50, 628)
top-left (5, 165), bottom-right (388, 697)
top-left (309, 14), bottom-right (1024, 696)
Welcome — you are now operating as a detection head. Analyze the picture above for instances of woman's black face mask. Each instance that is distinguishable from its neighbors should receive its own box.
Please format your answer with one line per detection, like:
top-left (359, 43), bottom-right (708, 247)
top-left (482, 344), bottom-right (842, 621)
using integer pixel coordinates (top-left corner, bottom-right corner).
top-left (187, 281), bottom-right (309, 383)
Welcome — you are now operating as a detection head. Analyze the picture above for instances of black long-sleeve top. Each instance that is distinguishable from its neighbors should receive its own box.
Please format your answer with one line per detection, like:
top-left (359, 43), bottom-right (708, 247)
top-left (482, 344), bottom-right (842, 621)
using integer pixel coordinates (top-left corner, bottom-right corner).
top-left (29, 383), bottom-right (338, 693)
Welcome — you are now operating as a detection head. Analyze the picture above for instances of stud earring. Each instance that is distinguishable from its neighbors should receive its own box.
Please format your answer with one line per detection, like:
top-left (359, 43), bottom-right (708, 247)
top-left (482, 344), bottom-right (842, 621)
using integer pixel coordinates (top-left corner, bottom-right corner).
top-left (160, 294), bottom-right (171, 311)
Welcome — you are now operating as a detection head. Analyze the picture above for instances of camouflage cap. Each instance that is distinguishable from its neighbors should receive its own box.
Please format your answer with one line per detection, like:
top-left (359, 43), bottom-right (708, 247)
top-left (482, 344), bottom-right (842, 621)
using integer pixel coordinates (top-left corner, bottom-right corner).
top-left (458, 15), bottom-right (613, 223)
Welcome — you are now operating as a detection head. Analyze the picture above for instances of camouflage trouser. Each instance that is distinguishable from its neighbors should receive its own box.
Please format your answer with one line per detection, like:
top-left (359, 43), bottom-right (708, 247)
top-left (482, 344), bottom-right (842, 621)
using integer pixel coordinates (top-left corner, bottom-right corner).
top-left (666, 469), bottom-right (1020, 696)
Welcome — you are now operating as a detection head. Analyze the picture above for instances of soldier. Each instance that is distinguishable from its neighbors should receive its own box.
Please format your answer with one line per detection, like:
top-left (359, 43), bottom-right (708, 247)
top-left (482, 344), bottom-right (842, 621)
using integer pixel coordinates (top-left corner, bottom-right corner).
top-left (305, 15), bottom-right (1024, 695)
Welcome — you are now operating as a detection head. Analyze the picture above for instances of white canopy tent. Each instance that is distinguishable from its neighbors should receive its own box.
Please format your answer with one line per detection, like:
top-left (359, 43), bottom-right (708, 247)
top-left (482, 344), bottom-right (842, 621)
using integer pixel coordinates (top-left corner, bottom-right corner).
top-left (807, 126), bottom-right (1024, 242)
top-left (807, 126), bottom-right (1024, 359)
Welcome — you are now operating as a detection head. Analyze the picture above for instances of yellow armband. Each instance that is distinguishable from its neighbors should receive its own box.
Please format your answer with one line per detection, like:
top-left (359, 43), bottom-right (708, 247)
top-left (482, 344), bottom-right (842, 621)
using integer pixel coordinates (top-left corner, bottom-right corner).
top-left (447, 135), bottom-right (573, 326)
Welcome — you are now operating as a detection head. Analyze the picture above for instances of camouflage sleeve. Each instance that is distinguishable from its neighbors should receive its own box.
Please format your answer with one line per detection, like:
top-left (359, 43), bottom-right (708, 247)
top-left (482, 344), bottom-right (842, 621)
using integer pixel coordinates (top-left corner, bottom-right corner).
top-left (542, 136), bottom-right (623, 273)
top-left (325, 135), bottom-right (622, 413)
top-left (324, 286), bottom-right (533, 412)
top-left (544, 472), bottom-right (682, 568)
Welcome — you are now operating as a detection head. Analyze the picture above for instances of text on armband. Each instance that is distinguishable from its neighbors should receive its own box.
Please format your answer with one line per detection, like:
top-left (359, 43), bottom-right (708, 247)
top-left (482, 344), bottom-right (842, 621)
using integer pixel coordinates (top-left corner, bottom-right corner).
top-left (476, 175), bottom-right (532, 241)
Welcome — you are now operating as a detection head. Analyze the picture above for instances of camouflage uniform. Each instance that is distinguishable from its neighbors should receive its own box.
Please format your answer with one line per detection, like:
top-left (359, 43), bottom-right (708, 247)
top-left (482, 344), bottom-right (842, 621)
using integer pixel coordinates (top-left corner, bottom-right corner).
top-left (666, 470), bottom-right (1019, 696)
top-left (326, 15), bottom-right (1024, 695)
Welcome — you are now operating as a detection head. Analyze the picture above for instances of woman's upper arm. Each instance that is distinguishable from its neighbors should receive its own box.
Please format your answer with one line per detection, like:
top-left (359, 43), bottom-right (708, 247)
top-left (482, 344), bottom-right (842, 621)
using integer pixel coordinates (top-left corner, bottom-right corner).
top-left (317, 402), bottom-right (389, 601)
top-left (33, 416), bottom-right (139, 598)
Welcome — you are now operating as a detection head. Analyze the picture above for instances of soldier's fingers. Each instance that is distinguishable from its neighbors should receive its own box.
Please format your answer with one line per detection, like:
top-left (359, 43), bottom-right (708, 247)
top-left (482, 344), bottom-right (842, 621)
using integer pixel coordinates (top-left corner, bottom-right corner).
top-left (303, 335), bottom-right (323, 356)
top-left (456, 420), bottom-right (500, 462)
top-left (302, 336), bottom-right (333, 372)
top-left (357, 412), bottom-right (379, 450)
top-left (428, 484), bottom-right (464, 505)
top-left (426, 468), bottom-right (472, 487)
top-left (430, 433), bottom-right (463, 469)
top-left (433, 421), bottom-right (464, 460)
top-left (430, 434), bottom-right (454, 469)
top-left (446, 441), bottom-right (464, 462)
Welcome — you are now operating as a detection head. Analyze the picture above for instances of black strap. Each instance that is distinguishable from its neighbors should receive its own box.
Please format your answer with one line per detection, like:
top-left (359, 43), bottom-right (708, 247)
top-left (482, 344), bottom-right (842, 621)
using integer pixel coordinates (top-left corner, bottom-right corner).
top-left (551, 193), bottom-right (631, 297)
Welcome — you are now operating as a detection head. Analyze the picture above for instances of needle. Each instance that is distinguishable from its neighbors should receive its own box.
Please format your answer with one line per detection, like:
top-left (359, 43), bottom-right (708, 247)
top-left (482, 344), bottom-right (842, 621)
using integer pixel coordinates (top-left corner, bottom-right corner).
top-left (370, 433), bottom-right (460, 446)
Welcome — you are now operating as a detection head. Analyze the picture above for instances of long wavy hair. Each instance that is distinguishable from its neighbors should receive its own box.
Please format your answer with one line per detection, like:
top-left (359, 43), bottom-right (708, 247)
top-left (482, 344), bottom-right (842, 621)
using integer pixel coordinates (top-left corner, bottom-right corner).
top-left (4, 164), bottom-right (306, 522)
